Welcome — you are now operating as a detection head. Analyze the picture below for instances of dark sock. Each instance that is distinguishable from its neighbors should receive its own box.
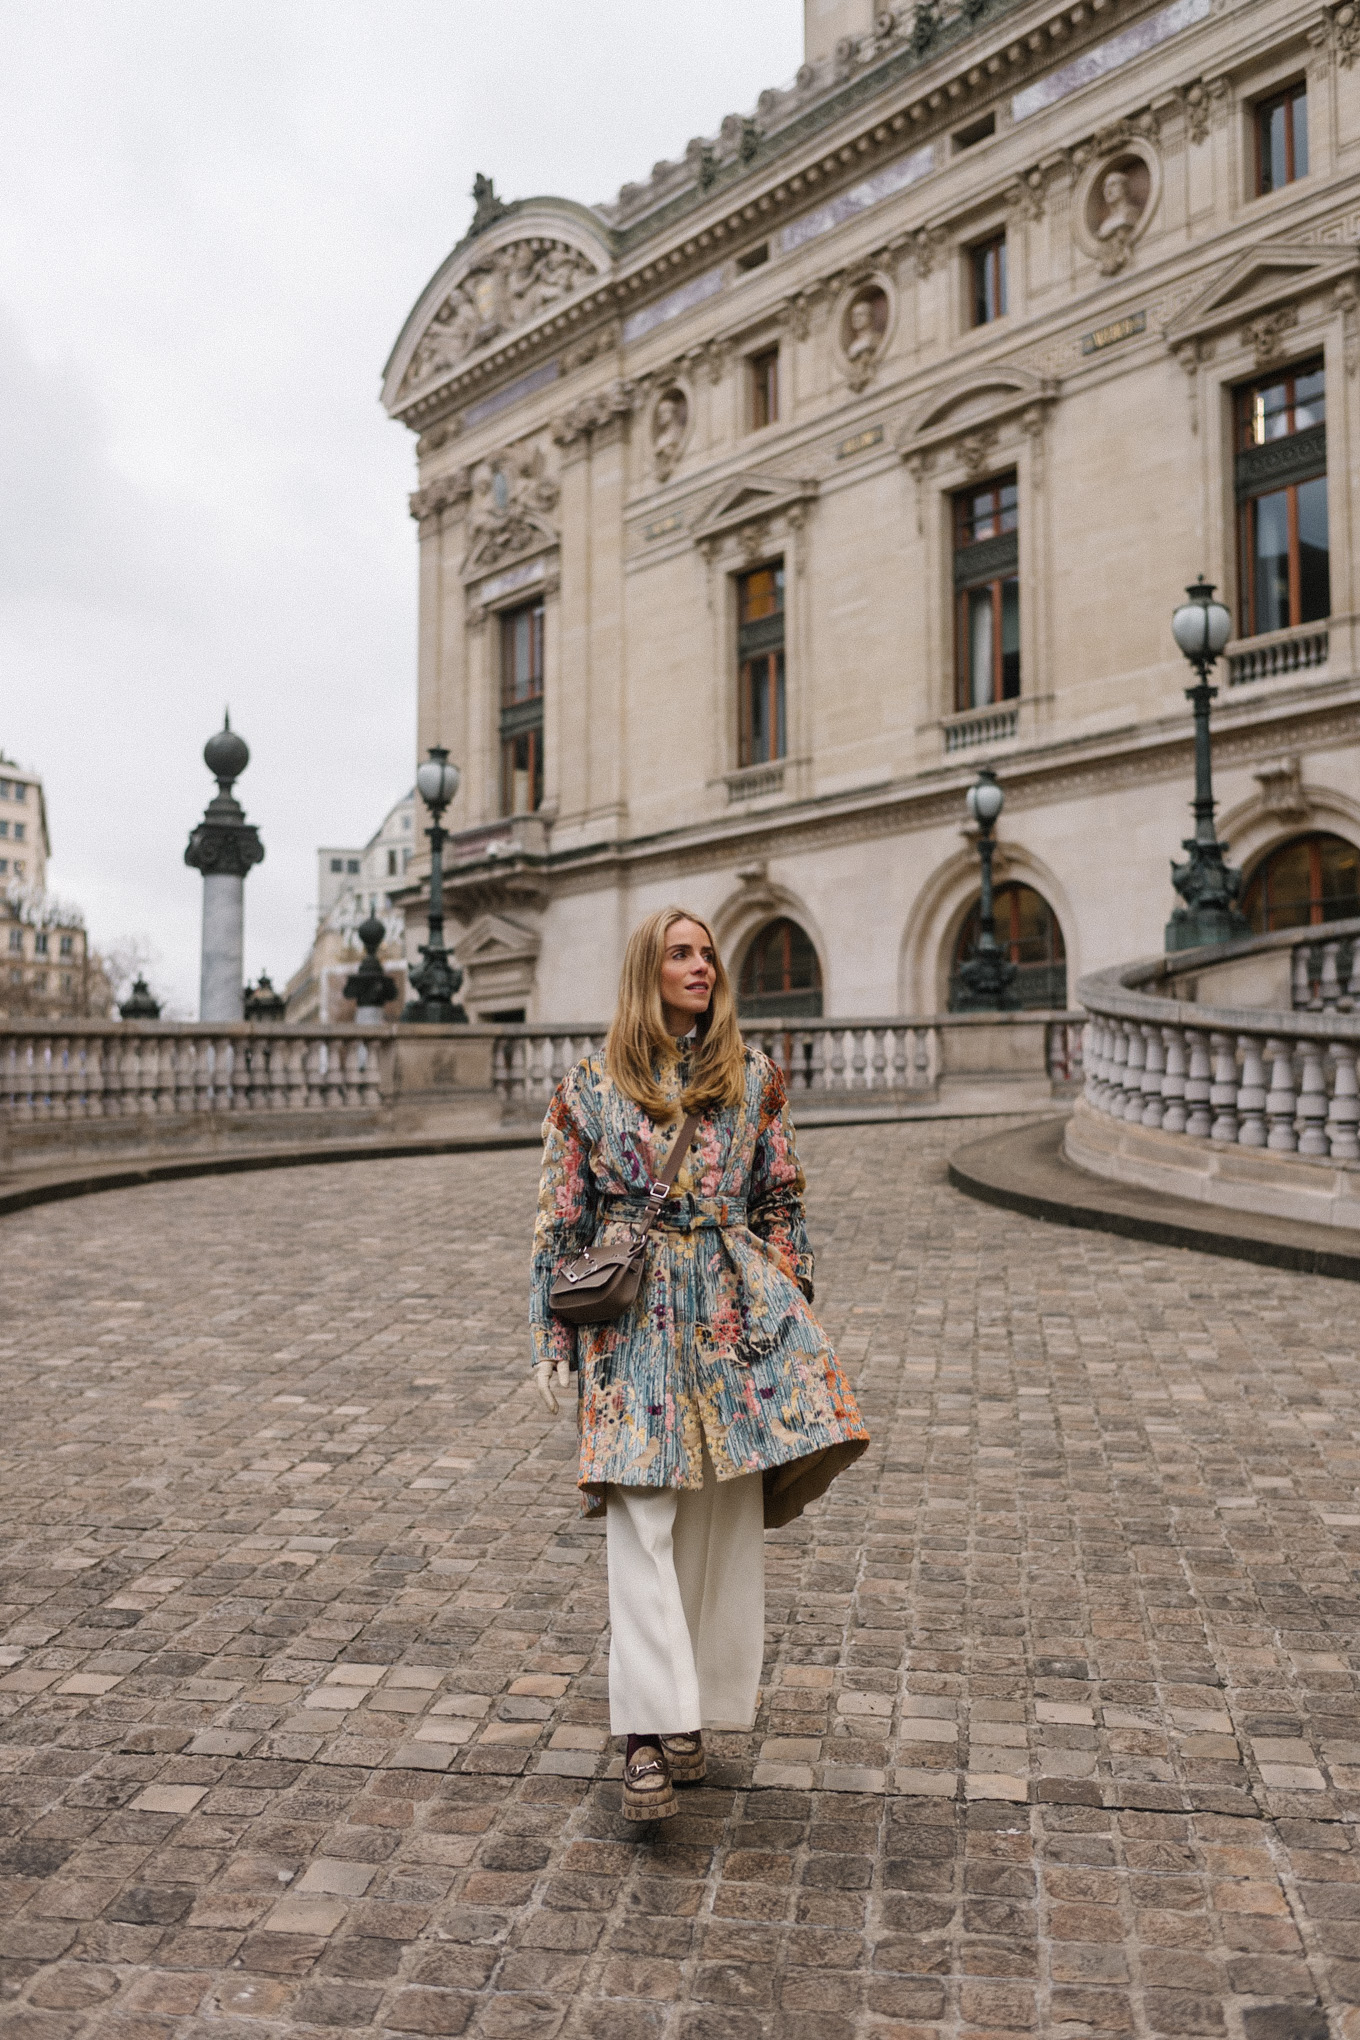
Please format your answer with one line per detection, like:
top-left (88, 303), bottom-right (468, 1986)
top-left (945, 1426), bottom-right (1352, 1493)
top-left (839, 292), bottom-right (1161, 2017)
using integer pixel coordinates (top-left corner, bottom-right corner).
top-left (625, 1734), bottom-right (662, 1763)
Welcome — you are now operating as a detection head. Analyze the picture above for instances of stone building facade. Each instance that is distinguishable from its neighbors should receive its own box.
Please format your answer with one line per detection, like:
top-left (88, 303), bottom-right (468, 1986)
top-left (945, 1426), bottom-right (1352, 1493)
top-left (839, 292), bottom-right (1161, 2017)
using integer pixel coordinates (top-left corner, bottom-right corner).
top-left (285, 791), bottom-right (415, 1023)
top-left (0, 754), bottom-right (49, 895)
top-left (383, 0), bottom-right (1360, 1022)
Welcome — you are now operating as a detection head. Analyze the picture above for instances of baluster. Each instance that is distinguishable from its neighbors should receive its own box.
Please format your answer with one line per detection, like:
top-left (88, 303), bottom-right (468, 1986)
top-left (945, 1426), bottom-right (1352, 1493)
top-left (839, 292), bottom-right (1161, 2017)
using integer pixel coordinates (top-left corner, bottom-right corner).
top-left (1326, 1041), bottom-right (1360, 1160)
top-left (1235, 1034), bottom-right (1268, 1147)
top-left (117, 1035), bottom-right (138, 1117)
top-left (348, 1039), bottom-right (366, 1107)
top-left (1346, 938), bottom-right (1360, 1008)
top-left (828, 1029), bottom-right (846, 1090)
top-left (12, 1039), bottom-right (33, 1122)
top-left (1296, 1040), bottom-right (1330, 1155)
top-left (865, 1029), bottom-right (883, 1090)
top-left (1264, 1039), bottom-right (1298, 1151)
top-left (1183, 1029), bottom-right (1212, 1138)
top-left (492, 1037), bottom-right (509, 1109)
top-left (1291, 943), bottom-right (1312, 1012)
top-left (909, 1027), bottom-right (927, 1090)
top-left (1122, 1024), bottom-right (1147, 1121)
top-left (141, 1036), bottom-right (162, 1116)
top-left (269, 1036), bottom-right (290, 1111)
top-left (1306, 942), bottom-right (1325, 1012)
top-left (46, 1035), bottom-right (70, 1120)
top-left (193, 1036), bottom-right (213, 1114)
top-left (805, 1028), bottom-right (824, 1095)
top-left (1139, 1025), bottom-right (1165, 1127)
top-left (1083, 1021), bottom-right (1102, 1105)
top-left (889, 1027), bottom-right (907, 1091)
top-left (167, 1037), bottom-right (189, 1117)
top-left (1319, 942), bottom-right (1342, 1013)
top-left (1160, 1026), bottom-right (1188, 1133)
top-left (1338, 939), bottom-right (1356, 1013)
top-left (1106, 1023), bottom-right (1130, 1117)
top-left (299, 1038), bottom-right (321, 1110)
top-left (848, 1029), bottom-right (866, 1089)
top-left (1209, 1032), bottom-right (1239, 1142)
top-left (509, 1036), bottom-right (526, 1113)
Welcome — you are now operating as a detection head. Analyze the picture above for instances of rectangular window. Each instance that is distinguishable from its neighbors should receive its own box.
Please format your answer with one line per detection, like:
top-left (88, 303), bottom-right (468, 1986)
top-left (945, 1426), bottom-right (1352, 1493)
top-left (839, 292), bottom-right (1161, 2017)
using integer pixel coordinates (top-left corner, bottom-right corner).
top-left (1235, 359), bottom-right (1328, 636)
top-left (971, 234), bottom-right (1007, 326)
top-left (499, 598), bottom-right (545, 815)
top-left (59, 935), bottom-right (73, 956)
top-left (1256, 81), bottom-right (1307, 195)
top-left (13, 783), bottom-right (25, 801)
top-left (737, 562), bottom-right (786, 767)
top-left (387, 849), bottom-right (398, 877)
top-left (12, 824), bottom-right (22, 842)
top-left (34, 932), bottom-right (48, 955)
top-left (0, 779), bottom-right (9, 798)
top-left (0, 822), bottom-right (7, 838)
top-left (749, 347), bottom-right (779, 430)
top-left (0, 860), bottom-right (7, 876)
top-left (954, 474), bottom-right (1020, 710)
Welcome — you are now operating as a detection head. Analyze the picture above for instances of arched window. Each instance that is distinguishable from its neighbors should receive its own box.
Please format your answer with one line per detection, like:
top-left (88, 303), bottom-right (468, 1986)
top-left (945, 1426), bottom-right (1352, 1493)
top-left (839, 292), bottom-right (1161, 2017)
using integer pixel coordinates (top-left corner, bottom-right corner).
top-left (1244, 832), bottom-right (1360, 931)
top-left (738, 918), bottom-right (824, 1019)
top-left (949, 883), bottom-right (1067, 1010)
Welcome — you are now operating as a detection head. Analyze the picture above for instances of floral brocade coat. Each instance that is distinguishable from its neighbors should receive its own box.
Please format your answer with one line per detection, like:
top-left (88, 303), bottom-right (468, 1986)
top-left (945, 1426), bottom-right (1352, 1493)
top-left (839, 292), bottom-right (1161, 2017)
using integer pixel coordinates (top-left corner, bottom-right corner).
top-left (529, 1043), bottom-right (869, 1526)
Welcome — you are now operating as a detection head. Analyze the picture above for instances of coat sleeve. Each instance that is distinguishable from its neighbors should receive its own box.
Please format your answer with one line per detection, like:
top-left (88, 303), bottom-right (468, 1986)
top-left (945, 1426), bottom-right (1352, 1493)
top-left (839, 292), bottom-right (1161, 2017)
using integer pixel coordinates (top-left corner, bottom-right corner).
top-left (746, 1059), bottom-right (816, 1303)
top-left (529, 1064), bottom-right (600, 1370)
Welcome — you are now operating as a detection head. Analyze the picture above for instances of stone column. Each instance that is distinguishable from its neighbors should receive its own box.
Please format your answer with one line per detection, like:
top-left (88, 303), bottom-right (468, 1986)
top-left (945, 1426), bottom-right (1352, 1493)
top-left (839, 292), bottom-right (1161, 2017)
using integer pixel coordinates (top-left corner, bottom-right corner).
top-left (184, 718), bottom-right (265, 1022)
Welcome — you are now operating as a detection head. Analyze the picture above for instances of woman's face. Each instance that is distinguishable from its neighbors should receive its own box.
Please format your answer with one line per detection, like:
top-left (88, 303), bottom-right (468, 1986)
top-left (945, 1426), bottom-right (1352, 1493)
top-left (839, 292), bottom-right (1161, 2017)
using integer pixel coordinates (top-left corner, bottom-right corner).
top-left (659, 918), bottom-right (717, 1031)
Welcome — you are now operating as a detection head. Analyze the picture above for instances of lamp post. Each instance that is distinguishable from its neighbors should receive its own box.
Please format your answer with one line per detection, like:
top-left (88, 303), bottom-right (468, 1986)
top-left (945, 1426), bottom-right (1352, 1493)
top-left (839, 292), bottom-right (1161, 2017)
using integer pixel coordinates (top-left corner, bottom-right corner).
top-left (345, 913), bottom-right (399, 1023)
top-left (1165, 576), bottom-right (1249, 952)
top-left (402, 746), bottom-right (467, 1024)
top-left (954, 765), bottom-right (1020, 1010)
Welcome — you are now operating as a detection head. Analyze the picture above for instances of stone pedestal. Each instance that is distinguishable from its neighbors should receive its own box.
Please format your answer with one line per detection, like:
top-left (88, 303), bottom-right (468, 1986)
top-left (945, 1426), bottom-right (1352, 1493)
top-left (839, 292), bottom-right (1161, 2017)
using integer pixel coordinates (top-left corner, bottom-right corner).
top-left (200, 873), bottom-right (245, 1023)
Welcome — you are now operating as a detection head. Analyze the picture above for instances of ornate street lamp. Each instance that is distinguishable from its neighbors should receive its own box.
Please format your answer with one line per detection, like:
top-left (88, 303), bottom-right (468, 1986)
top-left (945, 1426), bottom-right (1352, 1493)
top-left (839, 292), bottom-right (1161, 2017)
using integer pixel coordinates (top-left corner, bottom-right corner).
top-left (954, 765), bottom-right (1020, 1010)
top-left (402, 746), bottom-right (467, 1024)
top-left (1165, 576), bottom-right (1249, 952)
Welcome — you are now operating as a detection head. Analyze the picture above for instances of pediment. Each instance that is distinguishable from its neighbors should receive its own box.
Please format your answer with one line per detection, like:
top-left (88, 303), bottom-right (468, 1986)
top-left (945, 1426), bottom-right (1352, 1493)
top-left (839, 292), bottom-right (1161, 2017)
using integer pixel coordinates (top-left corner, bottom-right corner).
top-left (383, 201), bottom-right (613, 415)
top-left (690, 471), bottom-right (818, 546)
top-left (454, 912), bottom-right (541, 965)
top-left (1165, 242), bottom-right (1360, 346)
top-left (898, 368), bottom-right (1057, 461)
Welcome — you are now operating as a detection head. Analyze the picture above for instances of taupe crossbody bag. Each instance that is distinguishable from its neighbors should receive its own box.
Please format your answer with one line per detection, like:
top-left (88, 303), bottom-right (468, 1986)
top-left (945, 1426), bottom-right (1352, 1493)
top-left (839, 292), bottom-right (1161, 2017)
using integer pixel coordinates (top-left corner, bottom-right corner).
top-left (548, 1112), bottom-right (701, 1327)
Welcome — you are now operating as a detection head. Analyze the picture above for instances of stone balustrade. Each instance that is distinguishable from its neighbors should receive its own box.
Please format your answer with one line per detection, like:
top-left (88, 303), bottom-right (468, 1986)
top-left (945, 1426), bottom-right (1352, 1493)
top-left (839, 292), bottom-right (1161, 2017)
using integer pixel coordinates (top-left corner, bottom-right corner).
top-left (0, 1010), bottom-right (1082, 1178)
top-left (1072, 918), bottom-right (1360, 1229)
top-left (494, 1014), bottom-right (1083, 1118)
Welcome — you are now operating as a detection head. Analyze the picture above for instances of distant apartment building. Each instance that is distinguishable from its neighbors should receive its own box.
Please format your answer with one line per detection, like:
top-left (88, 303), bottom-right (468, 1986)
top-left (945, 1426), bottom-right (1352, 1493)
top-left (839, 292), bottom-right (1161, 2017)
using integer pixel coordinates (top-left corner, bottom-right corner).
top-left (286, 790), bottom-right (415, 1021)
top-left (0, 898), bottom-right (107, 1019)
top-left (0, 755), bottom-right (49, 895)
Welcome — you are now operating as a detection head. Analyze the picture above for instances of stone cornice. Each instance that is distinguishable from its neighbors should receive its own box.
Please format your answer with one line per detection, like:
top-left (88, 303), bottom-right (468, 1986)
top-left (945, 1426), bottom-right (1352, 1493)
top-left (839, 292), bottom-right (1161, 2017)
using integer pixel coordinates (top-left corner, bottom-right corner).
top-left (389, 0), bottom-right (1224, 435)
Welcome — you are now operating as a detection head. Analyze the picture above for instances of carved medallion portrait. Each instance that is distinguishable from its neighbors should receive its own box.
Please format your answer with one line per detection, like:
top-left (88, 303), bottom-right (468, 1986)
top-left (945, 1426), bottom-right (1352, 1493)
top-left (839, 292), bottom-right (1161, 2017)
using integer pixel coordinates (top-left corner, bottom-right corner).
top-left (1073, 143), bottom-right (1160, 277)
top-left (838, 283), bottom-right (892, 391)
top-left (651, 385), bottom-right (691, 481)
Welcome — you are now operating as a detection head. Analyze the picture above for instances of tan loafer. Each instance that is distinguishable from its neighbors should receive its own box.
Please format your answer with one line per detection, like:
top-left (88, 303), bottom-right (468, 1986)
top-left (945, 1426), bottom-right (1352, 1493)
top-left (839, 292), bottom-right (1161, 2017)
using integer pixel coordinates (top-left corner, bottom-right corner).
top-left (659, 1731), bottom-right (705, 1784)
top-left (621, 1741), bottom-right (676, 1821)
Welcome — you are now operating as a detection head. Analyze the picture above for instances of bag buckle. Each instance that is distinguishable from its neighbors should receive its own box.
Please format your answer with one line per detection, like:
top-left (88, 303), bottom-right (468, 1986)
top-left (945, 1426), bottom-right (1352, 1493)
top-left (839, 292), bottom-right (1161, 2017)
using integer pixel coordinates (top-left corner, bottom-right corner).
top-left (647, 1180), bottom-right (669, 1202)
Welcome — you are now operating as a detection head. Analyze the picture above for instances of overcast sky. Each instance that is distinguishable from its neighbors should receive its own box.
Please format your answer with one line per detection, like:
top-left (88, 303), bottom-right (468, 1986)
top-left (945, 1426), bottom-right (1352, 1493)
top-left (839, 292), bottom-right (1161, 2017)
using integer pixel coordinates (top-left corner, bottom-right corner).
top-left (0, 1), bottom-right (802, 1014)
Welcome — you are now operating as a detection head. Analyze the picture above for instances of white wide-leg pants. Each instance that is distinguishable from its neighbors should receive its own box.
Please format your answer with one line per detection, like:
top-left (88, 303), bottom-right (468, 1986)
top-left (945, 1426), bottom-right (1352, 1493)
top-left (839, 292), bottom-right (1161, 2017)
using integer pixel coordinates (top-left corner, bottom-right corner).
top-left (605, 1453), bottom-right (765, 1735)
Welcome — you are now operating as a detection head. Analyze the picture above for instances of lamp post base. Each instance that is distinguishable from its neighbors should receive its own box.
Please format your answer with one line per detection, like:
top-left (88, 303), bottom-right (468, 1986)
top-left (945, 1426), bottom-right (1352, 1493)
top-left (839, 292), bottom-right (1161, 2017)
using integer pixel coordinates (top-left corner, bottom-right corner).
top-left (952, 950), bottom-right (1021, 1011)
top-left (1164, 904), bottom-right (1250, 952)
top-left (401, 996), bottom-right (468, 1025)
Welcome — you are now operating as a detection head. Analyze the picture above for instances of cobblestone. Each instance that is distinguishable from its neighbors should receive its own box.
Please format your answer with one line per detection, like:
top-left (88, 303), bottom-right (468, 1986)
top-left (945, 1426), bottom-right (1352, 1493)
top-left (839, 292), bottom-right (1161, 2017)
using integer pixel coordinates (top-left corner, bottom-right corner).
top-left (0, 1119), bottom-right (1358, 2035)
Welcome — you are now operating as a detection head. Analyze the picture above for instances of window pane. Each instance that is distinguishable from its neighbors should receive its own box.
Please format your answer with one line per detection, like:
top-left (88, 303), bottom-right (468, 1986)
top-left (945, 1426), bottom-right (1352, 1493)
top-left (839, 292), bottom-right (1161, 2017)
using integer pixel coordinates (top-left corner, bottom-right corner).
top-left (773, 651), bottom-right (786, 759)
top-left (968, 588), bottom-right (994, 707)
top-left (1292, 87), bottom-right (1309, 177)
top-left (1000, 579), bottom-right (1020, 699)
top-left (1296, 475), bottom-right (1330, 622)
top-left (1261, 98), bottom-right (1288, 192)
top-left (1294, 365), bottom-right (1325, 430)
top-left (1251, 490), bottom-right (1291, 633)
top-left (739, 565), bottom-right (784, 623)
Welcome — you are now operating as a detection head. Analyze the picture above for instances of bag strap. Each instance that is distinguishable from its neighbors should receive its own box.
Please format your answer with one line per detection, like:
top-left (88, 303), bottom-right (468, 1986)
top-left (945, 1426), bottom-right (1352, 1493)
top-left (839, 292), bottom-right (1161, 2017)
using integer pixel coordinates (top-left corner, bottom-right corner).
top-left (634, 1111), bottom-right (701, 1237)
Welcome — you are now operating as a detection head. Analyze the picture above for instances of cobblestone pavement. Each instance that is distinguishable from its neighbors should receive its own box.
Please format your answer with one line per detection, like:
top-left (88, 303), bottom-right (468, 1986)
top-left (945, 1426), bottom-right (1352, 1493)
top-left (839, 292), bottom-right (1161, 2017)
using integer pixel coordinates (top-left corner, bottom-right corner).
top-left (2, 1120), bottom-right (1359, 2040)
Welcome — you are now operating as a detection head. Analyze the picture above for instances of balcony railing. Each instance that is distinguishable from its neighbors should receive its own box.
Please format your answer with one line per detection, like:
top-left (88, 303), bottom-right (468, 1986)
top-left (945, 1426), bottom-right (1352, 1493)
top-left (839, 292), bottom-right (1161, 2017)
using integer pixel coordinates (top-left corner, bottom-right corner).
top-left (1227, 620), bottom-right (1329, 686)
top-left (942, 703), bottom-right (1019, 753)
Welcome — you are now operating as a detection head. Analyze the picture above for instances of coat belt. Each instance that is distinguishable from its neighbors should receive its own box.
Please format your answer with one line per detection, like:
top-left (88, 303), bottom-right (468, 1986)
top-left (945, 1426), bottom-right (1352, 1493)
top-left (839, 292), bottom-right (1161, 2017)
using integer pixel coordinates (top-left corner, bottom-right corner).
top-left (603, 1193), bottom-right (748, 1232)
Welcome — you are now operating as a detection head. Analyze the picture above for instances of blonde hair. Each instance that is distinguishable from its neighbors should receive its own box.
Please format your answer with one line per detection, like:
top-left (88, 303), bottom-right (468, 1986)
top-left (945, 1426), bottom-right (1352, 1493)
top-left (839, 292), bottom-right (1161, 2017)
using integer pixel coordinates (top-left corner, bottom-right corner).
top-left (605, 906), bottom-right (747, 1120)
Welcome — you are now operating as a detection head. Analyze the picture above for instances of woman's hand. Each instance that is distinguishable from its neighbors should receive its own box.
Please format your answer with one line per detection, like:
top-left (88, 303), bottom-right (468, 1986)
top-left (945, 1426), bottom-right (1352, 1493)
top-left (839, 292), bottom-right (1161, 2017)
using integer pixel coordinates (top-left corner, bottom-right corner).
top-left (535, 1358), bottom-right (573, 1414)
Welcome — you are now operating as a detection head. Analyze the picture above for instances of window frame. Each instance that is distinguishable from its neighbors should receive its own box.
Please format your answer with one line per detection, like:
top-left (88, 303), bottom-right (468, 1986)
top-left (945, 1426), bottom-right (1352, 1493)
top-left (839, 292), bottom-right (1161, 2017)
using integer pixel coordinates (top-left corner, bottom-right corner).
top-left (748, 346), bottom-right (780, 431)
top-left (1253, 78), bottom-right (1308, 197)
top-left (735, 560), bottom-right (786, 768)
top-left (969, 232), bottom-right (1008, 327)
top-left (498, 597), bottom-right (546, 817)
top-left (952, 472), bottom-right (1020, 711)
top-left (1233, 356), bottom-right (1329, 638)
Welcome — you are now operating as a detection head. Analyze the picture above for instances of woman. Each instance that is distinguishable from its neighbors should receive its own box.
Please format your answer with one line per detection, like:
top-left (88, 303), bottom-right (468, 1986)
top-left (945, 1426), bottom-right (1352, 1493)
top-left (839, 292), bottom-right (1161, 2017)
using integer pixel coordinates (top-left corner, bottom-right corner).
top-left (529, 906), bottom-right (868, 1821)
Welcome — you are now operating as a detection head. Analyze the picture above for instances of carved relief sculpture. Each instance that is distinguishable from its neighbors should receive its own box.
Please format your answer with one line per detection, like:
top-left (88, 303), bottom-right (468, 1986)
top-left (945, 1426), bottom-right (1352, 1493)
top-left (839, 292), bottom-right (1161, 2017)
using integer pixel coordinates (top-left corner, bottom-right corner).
top-left (840, 285), bottom-right (890, 392)
top-left (651, 388), bottom-right (690, 480)
top-left (1093, 165), bottom-right (1146, 274)
top-left (399, 239), bottom-right (598, 397)
top-left (462, 444), bottom-right (560, 574)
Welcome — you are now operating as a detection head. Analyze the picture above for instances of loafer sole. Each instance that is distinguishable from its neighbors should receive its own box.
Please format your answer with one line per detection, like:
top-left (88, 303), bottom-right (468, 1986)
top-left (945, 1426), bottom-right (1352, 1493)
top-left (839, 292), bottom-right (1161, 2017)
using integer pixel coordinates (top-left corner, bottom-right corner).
top-left (621, 1780), bottom-right (677, 1821)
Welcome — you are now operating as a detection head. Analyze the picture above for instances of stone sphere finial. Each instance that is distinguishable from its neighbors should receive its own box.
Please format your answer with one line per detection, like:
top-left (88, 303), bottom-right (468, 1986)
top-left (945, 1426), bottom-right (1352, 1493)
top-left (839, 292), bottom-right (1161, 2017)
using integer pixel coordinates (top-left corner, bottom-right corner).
top-left (204, 709), bottom-right (249, 790)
